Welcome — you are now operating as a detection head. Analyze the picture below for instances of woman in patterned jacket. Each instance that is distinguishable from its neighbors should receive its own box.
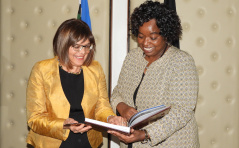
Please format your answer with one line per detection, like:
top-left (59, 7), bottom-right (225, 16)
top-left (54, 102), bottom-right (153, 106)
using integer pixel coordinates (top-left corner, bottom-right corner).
top-left (108, 1), bottom-right (200, 148)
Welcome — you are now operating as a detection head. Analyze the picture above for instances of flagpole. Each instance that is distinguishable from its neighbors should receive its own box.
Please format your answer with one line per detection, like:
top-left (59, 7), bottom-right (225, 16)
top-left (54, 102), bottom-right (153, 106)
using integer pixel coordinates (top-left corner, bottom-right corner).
top-left (77, 0), bottom-right (81, 20)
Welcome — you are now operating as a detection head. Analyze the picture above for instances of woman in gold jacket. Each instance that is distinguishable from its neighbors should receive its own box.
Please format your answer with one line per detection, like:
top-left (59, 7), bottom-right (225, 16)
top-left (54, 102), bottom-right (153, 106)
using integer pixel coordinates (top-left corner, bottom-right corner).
top-left (26, 18), bottom-right (125, 148)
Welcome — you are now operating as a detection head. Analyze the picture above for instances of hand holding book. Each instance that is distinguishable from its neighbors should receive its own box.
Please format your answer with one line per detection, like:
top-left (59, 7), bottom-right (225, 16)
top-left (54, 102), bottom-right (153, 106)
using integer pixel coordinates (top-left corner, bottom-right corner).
top-left (63, 118), bottom-right (92, 134)
top-left (116, 102), bottom-right (138, 121)
top-left (84, 105), bottom-right (171, 134)
top-left (107, 115), bottom-right (127, 126)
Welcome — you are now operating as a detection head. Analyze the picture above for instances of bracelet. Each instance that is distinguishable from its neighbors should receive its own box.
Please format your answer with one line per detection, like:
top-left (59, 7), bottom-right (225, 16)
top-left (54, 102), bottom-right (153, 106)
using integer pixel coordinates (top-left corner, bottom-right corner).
top-left (107, 115), bottom-right (115, 122)
top-left (141, 129), bottom-right (150, 144)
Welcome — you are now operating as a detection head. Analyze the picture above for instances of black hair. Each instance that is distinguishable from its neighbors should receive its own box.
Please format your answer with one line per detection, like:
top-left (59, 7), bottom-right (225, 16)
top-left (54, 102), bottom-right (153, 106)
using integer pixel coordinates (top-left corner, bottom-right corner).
top-left (130, 0), bottom-right (182, 44)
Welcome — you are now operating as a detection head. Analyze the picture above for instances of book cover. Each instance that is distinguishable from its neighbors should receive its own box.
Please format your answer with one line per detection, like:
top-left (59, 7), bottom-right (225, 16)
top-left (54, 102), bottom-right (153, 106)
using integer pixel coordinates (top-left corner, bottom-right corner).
top-left (85, 118), bottom-right (131, 133)
top-left (128, 105), bottom-right (171, 129)
top-left (84, 105), bottom-right (171, 134)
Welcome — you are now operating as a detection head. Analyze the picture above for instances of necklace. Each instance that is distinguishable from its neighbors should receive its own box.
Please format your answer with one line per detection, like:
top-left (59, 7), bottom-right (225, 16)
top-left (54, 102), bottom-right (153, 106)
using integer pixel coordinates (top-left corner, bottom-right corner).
top-left (145, 43), bottom-right (168, 69)
top-left (59, 64), bottom-right (82, 75)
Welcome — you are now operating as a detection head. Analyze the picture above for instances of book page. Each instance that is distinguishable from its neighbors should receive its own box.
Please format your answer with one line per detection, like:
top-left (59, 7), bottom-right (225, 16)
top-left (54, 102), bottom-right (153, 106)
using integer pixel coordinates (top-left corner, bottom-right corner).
top-left (128, 105), bottom-right (166, 125)
top-left (85, 118), bottom-right (130, 133)
top-left (128, 106), bottom-right (171, 129)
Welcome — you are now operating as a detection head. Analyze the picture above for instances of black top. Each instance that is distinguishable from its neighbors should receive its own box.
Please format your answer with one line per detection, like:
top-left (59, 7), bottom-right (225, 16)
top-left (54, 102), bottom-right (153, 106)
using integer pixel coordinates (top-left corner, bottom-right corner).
top-left (59, 67), bottom-right (91, 148)
top-left (133, 73), bottom-right (145, 110)
top-left (129, 73), bottom-right (145, 148)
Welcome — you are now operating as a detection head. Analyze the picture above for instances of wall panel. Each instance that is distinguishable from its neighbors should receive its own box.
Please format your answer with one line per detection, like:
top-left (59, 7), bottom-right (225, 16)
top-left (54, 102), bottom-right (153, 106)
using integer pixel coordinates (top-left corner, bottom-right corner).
top-left (129, 0), bottom-right (239, 148)
top-left (1, 0), bottom-right (238, 148)
top-left (0, 0), bottom-right (110, 147)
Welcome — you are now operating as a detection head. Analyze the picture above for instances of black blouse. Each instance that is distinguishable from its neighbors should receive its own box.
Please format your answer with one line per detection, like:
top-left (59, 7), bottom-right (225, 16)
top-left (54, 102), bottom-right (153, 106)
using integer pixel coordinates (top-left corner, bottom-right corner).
top-left (59, 67), bottom-right (91, 148)
top-left (129, 73), bottom-right (145, 148)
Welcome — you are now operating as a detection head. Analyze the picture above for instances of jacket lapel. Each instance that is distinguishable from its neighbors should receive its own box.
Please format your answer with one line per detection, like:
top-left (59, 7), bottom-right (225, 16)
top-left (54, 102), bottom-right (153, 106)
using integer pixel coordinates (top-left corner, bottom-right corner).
top-left (81, 65), bottom-right (98, 118)
top-left (49, 57), bottom-right (70, 118)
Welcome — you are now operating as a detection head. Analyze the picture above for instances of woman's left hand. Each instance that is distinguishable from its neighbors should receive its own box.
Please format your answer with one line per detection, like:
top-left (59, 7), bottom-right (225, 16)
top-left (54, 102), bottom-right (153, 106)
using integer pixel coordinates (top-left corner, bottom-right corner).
top-left (107, 116), bottom-right (127, 126)
top-left (63, 118), bottom-right (92, 134)
top-left (69, 124), bottom-right (92, 134)
top-left (108, 128), bottom-right (145, 144)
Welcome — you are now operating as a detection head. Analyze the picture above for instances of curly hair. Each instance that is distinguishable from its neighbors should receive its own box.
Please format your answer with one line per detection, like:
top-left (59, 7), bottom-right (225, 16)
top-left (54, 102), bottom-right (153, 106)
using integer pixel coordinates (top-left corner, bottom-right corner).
top-left (130, 0), bottom-right (182, 44)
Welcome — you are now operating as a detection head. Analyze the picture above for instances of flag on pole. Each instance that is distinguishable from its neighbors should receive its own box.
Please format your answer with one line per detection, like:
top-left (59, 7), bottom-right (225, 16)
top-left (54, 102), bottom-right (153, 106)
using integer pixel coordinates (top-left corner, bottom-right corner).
top-left (77, 0), bottom-right (92, 30)
top-left (164, 0), bottom-right (179, 49)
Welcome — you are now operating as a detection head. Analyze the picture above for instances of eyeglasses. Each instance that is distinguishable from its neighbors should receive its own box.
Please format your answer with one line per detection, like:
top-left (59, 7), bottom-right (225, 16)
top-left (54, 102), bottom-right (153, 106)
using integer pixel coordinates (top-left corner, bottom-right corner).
top-left (72, 44), bottom-right (93, 52)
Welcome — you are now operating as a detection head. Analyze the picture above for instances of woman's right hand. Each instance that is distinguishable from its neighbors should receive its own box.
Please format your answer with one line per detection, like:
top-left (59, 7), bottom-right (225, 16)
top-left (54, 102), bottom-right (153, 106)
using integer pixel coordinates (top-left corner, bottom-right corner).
top-left (107, 116), bottom-right (127, 126)
top-left (63, 118), bottom-right (92, 134)
top-left (108, 128), bottom-right (146, 144)
top-left (116, 102), bottom-right (138, 121)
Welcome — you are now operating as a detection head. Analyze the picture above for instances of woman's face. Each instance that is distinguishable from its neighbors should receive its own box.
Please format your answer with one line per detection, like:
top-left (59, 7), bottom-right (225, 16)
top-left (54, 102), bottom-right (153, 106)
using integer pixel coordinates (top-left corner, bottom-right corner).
top-left (137, 19), bottom-right (167, 62)
top-left (68, 39), bottom-right (91, 68)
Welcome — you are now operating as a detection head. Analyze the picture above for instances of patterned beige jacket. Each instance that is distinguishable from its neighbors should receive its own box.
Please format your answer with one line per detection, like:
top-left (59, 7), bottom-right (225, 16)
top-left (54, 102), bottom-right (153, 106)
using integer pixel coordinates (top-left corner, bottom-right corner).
top-left (111, 46), bottom-right (200, 148)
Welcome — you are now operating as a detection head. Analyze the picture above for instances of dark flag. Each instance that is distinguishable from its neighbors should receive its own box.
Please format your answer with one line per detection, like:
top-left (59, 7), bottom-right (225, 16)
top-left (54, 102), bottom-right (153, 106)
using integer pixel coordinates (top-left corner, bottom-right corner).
top-left (164, 0), bottom-right (180, 49)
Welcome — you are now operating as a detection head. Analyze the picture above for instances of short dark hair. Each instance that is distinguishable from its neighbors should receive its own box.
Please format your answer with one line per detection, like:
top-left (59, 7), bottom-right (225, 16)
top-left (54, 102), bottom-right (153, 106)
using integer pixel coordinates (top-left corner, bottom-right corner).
top-left (130, 0), bottom-right (182, 44)
top-left (53, 18), bottom-right (95, 68)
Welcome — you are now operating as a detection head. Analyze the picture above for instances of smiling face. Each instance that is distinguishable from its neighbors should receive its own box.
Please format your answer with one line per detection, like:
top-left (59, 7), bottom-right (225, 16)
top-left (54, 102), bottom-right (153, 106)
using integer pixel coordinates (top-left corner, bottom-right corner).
top-left (137, 19), bottom-right (168, 63)
top-left (68, 39), bottom-right (91, 70)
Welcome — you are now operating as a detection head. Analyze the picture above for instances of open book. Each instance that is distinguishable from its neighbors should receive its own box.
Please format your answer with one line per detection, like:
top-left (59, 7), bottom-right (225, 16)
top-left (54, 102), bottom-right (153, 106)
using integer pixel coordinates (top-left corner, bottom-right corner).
top-left (84, 105), bottom-right (171, 134)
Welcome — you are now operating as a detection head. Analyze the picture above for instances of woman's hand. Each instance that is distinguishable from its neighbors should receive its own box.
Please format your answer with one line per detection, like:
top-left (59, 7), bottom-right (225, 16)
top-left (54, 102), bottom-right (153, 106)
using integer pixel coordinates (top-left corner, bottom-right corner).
top-left (63, 118), bottom-right (92, 134)
top-left (107, 116), bottom-right (127, 126)
top-left (108, 128), bottom-right (145, 144)
top-left (117, 102), bottom-right (138, 121)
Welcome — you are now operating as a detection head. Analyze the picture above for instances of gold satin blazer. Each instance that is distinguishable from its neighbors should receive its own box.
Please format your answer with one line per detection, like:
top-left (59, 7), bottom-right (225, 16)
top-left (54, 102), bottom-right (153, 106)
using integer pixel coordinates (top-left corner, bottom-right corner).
top-left (26, 57), bottom-right (115, 148)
